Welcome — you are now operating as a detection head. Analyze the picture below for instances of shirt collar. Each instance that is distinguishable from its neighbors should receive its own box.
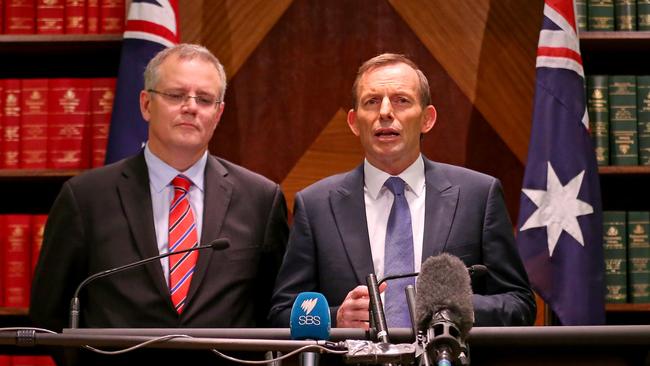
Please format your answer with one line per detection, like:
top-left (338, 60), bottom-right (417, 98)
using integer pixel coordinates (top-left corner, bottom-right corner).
top-left (144, 143), bottom-right (207, 193)
top-left (363, 154), bottom-right (425, 199)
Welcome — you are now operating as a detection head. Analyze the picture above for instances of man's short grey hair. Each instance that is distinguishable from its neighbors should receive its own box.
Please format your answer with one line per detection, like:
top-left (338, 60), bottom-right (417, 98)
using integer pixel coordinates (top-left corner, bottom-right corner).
top-left (144, 43), bottom-right (228, 100)
top-left (351, 53), bottom-right (431, 110)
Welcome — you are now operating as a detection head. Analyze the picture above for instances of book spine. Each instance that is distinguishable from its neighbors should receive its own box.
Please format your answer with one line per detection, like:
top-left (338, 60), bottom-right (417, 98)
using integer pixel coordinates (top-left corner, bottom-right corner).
top-left (3, 214), bottom-right (31, 308)
top-left (576, 0), bottom-right (588, 32)
top-left (86, 0), bottom-right (97, 33)
top-left (32, 356), bottom-right (56, 366)
top-left (588, 0), bottom-right (615, 30)
top-left (0, 80), bottom-right (4, 169)
top-left (64, 0), bottom-right (86, 34)
top-left (48, 78), bottom-right (91, 169)
top-left (31, 214), bottom-right (47, 273)
top-left (609, 75), bottom-right (638, 166)
top-left (639, 0), bottom-right (650, 30)
top-left (90, 77), bottom-right (115, 167)
top-left (3, 79), bottom-right (21, 169)
top-left (4, 0), bottom-right (35, 34)
top-left (587, 75), bottom-right (610, 166)
top-left (603, 211), bottom-right (628, 303)
top-left (0, 216), bottom-right (3, 307)
top-left (628, 211), bottom-right (650, 303)
top-left (99, 0), bottom-right (123, 34)
top-left (36, 0), bottom-right (64, 34)
top-left (614, 0), bottom-right (636, 30)
top-left (20, 79), bottom-right (48, 169)
top-left (10, 356), bottom-right (36, 366)
top-left (637, 75), bottom-right (650, 166)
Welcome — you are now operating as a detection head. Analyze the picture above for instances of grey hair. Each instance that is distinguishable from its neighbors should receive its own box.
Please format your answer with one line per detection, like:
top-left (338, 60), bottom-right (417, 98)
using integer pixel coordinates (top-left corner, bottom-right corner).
top-left (351, 53), bottom-right (431, 109)
top-left (143, 43), bottom-right (227, 100)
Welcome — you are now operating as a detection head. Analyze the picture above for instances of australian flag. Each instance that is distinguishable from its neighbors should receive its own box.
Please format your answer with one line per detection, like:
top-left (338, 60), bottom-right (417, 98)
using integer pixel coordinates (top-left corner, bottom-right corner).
top-left (105, 0), bottom-right (179, 164)
top-left (516, 0), bottom-right (605, 325)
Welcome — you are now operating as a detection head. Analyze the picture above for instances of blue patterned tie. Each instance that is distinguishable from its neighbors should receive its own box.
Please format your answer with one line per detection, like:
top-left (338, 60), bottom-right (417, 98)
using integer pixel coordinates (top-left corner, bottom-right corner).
top-left (383, 177), bottom-right (415, 328)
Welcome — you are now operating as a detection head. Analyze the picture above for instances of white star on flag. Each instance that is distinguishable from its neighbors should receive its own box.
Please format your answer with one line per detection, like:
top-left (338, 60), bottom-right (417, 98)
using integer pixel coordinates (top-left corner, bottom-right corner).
top-left (520, 162), bottom-right (593, 257)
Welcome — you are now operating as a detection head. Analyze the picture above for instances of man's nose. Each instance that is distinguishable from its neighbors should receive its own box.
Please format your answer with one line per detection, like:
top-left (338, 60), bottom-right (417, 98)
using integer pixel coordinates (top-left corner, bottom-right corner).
top-left (379, 97), bottom-right (393, 119)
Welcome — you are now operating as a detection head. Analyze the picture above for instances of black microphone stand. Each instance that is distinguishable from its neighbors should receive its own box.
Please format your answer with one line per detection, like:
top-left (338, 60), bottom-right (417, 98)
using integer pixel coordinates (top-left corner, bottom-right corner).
top-left (69, 238), bottom-right (229, 328)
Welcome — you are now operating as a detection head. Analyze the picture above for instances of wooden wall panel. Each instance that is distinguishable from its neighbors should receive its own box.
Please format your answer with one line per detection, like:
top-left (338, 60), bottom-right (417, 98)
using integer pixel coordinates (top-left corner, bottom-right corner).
top-left (177, 0), bottom-right (540, 219)
top-left (391, 0), bottom-right (543, 163)
top-left (180, 0), bottom-right (293, 77)
top-left (281, 109), bottom-right (364, 212)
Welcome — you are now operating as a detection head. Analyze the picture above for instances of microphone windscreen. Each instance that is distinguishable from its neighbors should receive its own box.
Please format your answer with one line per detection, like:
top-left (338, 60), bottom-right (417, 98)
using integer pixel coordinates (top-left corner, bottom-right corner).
top-left (290, 292), bottom-right (331, 340)
top-left (468, 264), bottom-right (488, 278)
top-left (208, 238), bottom-right (230, 250)
top-left (415, 253), bottom-right (474, 338)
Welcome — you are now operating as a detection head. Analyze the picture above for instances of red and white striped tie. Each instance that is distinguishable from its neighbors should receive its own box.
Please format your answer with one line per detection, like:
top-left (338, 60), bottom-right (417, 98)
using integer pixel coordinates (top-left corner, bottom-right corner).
top-left (168, 175), bottom-right (199, 314)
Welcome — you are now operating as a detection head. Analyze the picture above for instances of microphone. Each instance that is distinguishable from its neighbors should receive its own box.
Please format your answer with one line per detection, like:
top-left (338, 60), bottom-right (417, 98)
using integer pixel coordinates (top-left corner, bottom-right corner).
top-left (415, 253), bottom-right (474, 366)
top-left (366, 273), bottom-right (389, 343)
top-left (290, 292), bottom-right (331, 366)
top-left (467, 264), bottom-right (488, 279)
top-left (379, 264), bottom-right (488, 287)
top-left (69, 238), bottom-right (230, 329)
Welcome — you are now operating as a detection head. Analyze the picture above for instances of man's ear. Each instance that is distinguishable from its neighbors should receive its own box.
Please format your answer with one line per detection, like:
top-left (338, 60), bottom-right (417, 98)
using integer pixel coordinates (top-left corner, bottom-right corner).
top-left (211, 102), bottom-right (225, 132)
top-left (140, 90), bottom-right (152, 122)
top-left (347, 109), bottom-right (360, 136)
top-left (421, 105), bottom-right (437, 133)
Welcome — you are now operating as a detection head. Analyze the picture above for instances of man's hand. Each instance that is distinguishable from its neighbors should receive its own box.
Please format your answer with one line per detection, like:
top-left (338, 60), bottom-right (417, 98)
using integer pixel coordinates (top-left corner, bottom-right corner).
top-left (336, 283), bottom-right (387, 328)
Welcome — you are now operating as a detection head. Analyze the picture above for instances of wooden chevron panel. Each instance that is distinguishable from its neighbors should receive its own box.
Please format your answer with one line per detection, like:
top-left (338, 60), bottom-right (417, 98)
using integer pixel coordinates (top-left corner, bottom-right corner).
top-left (178, 0), bottom-right (203, 44)
top-left (179, 0), bottom-right (293, 77)
top-left (281, 109), bottom-right (364, 212)
top-left (390, 0), bottom-right (543, 163)
top-left (197, 0), bottom-right (535, 218)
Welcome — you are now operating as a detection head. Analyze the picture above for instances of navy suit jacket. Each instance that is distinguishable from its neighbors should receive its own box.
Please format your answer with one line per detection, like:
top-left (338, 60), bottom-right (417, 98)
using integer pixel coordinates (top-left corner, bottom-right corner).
top-left (269, 157), bottom-right (535, 327)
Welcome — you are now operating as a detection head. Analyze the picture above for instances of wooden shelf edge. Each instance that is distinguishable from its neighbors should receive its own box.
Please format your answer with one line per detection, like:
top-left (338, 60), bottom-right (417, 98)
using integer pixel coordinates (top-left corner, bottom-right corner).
top-left (606, 303), bottom-right (650, 312)
top-left (0, 34), bottom-right (122, 43)
top-left (0, 169), bottom-right (84, 178)
top-left (580, 31), bottom-right (650, 40)
top-left (0, 307), bottom-right (28, 316)
top-left (598, 166), bottom-right (650, 174)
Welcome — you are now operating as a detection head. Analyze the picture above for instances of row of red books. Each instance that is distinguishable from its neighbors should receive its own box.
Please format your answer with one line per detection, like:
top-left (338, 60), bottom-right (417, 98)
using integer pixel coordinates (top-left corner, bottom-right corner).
top-left (0, 77), bottom-right (116, 170)
top-left (0, 214), bottom-right (46, 309)
top-left (0, 355), bottom-right (55, 366)
top-left (1, 215), bottom-right (57, 366)
top-left (2, 0), bottom-right (125, 35)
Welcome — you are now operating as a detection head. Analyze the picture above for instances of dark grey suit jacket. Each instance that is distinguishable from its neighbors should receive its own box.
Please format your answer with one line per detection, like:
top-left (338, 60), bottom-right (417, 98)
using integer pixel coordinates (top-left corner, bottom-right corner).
top-left (30, 152), bottom-right (288, 365)
top-left (269, 157), bottom-right (535, 327)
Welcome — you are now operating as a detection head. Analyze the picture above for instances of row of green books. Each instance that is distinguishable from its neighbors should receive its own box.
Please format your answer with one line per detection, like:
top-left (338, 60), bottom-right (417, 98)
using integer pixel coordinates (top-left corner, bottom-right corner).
top-left (586, 75), bottom-right (650, 166)
top-left (604, 211), bottom-right (650, 304)
top-left (577, 0), bottom-right (650, 31)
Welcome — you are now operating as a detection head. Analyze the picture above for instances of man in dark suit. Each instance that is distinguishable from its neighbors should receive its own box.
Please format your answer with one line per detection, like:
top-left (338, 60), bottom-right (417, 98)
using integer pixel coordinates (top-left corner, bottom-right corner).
top-left (269, 53), bottom-right (535, 329)
top-left (30, 44), bottom-right (288, 365)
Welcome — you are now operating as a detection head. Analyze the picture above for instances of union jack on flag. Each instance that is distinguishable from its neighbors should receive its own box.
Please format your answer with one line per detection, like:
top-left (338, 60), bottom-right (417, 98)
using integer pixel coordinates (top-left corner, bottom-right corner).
top-left (516, 0), bottom-right (605, 325)
top-left (105, 0), bottom-right (180, 164)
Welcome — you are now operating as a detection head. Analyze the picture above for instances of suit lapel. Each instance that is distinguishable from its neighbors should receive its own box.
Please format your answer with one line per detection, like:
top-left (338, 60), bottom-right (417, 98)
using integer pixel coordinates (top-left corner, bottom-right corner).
top-left (330, 165), bottom-right (375, 284)
top-left (117, 154), bottom-right (171, 301)
top-left (185, 156), bottom-right (232, 304)
top-left (422, 158), bottom-right (459, 260)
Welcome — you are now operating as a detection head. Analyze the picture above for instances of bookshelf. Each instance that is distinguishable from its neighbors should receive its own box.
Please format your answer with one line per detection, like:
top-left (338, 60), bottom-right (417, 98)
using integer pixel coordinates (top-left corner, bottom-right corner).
top-left (582, 31), bottom-right (650, 324)
top-left (0, 36), bottom-right (121, 331)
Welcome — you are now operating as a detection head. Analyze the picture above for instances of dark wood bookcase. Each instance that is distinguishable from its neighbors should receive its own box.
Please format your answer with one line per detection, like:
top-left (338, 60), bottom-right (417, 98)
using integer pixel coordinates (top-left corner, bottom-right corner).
top-left (0, 34), bottom-right (121, 337)
top-left (582, 31), bottom-right (650, 324)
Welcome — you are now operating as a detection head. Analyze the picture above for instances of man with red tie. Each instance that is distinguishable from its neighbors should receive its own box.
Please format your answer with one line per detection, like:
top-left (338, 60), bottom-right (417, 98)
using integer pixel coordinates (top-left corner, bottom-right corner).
top-left (31, 44), bottom-right (288, 365)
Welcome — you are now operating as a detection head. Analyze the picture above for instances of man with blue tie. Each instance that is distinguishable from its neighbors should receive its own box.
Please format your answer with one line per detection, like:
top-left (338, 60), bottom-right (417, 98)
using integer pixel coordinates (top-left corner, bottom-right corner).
top-left (269, 53), bottom-right (535, 328)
